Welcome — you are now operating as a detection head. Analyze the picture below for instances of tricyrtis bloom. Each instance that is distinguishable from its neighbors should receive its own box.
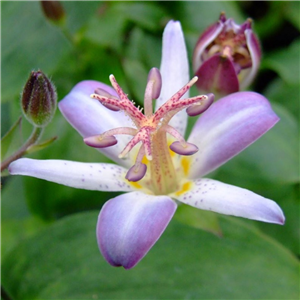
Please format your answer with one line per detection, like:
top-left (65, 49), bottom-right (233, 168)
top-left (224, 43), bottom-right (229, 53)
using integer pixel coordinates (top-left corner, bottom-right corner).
top-left (193, 12), bottom-right (261, 97)
top-left (9, 20), bottom-right (284, 270)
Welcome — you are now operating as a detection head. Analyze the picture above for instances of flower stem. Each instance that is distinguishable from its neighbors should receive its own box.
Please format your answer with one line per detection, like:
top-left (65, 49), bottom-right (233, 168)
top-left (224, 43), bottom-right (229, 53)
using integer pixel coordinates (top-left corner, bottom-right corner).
top-left (1, 126), bottom-right (44, 172)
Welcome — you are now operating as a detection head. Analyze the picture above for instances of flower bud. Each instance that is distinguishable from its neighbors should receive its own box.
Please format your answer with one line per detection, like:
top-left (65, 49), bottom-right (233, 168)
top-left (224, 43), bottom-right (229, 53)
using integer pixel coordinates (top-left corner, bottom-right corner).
top-left (21, 70), bottom-right (57, 127)
top-left (193, 12), bottom-right (261, 98)
top-left (40, 1), bottom-right (65, 24)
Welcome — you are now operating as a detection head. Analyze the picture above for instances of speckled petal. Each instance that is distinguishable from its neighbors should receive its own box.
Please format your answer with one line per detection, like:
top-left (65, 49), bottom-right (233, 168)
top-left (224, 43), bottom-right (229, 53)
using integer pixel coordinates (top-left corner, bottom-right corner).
top-left (156, 20), bottom-right (190, 136)
top-left (187, 91), bottom-right (279, 178)
top-left (59, 80), bottom-right (135, 168)
top-left (173, 178), bottom-right (285, 224)
top-left (8, 158), bottom-right (133, 192)
top-left (97, 192), bottom-right (177, 269)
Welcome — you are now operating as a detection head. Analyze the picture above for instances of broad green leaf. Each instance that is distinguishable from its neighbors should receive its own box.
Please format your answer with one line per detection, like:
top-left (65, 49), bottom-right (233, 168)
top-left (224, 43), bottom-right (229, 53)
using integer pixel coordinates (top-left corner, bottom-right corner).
top-left (122, 58), bottom-right (148, 103)
top-left (262, 39), bottom-right (300, 85)
top-left (2, 1), bottom-right (100, 104)
top-left (2, 212), bottom-right (299, 299)
top-left (265, 78), bottom-right (299, 119)
top-left (84, 2), bottom-right (165, 53)
top-left (174, 204), bottom-right (222, 237)
top-left (283, 1), bottom-right (300, 30)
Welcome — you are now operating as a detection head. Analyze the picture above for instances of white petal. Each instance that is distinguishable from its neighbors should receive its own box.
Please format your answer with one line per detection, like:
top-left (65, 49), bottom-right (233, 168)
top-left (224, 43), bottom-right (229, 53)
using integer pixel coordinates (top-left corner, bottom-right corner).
top-left (59, 80), bottom-right (135, 168)
top-left (156, 20), bottom-right (189, 136)
top-left (9, 158), bottom-right (134, 192)
top-left (172, 178), bottom-right (285, 224)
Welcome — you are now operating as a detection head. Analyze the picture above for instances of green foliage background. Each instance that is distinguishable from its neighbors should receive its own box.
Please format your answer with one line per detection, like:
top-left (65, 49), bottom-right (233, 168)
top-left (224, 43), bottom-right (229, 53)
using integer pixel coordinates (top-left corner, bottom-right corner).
top-left (1, 1), bottom-right (299, 299)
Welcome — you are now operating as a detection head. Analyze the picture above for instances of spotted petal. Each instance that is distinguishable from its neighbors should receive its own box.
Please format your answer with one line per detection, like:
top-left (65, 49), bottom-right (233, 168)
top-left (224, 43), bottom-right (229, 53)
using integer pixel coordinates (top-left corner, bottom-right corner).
top-left (187, 91), bottom-right (279, 178)
top-left (172, 178), bottom-right (285, 224)
top-left (156, 20), bottom-right (190, 136)
top-left (59, 80), bottom-right (134, 168)
top-left (8, 158), bottom-right (134, 192)
top-left (97, 192), bottom-right (177, 269)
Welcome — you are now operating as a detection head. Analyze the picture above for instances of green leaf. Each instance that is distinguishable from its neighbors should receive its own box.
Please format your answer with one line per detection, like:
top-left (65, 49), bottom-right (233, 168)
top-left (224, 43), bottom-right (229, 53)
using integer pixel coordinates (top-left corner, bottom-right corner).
top-left (1, 116), bottom-right (22, 160)
top-left (84, 2), bottom-right (166, 53)
top-left (265, 78), bottom-right (299, 119)
top-left (25, 136), bottom-right (58, 154)
top-left (283, 1), bottom-right (300, 30)
top-left (262, 39), bottom-right (300, 85)
top-left (2, 212), bottom-right (299, 299)
top-left (174, 204), bottom-right (222, 237)
top-left (122, 58), bottom-right (148, 103)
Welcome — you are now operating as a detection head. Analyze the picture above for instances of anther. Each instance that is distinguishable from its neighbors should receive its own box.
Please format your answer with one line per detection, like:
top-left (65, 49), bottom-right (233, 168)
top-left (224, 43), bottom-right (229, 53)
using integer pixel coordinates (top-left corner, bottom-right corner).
top-left (84, 135), bottom-right (117, 148)
top-left (186, 93), bottom-right (214, 116)
top-left (125, 162), bottom-right (147, 182)
top-left (170, 141), bottom-right (199, 156)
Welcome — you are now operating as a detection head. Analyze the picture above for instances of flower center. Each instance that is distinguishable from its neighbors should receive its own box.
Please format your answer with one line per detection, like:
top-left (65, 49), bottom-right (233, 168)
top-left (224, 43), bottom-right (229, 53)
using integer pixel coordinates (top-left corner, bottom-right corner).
top-left (85, 68), bottom-right (213, 195)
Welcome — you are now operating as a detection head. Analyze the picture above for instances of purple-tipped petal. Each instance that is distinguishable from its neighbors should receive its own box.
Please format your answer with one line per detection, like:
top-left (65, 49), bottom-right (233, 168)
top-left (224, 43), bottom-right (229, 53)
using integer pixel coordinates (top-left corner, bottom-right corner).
top-left (193, 21), bottom-right (224, 73)
top-left (125, 163), bottom-right (147, 182)
top-left (147, 68), bottom-right (162, 99)
top-left (195, 54), bottom-right (239, 97)
top-left (97, 192), bottom-right (177, 269)
top-left (156, 20), bottom-right (190, 136)
top-left (239, 29), bottom-right (261, 90)
top-left (170, 141), bottom-right (198, 156)
top-left (188, 91), bottom-right (279, 179)
top-left (8, 158), bottom-right (133, 192)
top-left (84, 135), bottom-right (118, 148)
top-left (59, 80), bottom-right (135, 168)
top-left (173, 178), bottom-right (285, 225)
top-left (186, 93), bottom-right (214, 116)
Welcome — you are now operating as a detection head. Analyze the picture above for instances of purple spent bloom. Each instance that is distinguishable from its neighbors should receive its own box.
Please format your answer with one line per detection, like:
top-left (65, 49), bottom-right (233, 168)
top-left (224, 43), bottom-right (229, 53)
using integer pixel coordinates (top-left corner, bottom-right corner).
top-left (9, 20), bottom-right (284, 269)
top-left (193, 12), bottom-right (261, 98)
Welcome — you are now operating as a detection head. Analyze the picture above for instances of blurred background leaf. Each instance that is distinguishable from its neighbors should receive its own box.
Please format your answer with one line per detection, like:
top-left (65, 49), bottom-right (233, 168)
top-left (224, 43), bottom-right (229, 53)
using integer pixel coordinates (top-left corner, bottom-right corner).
top-left (2, 212), bottom-right (299, 300)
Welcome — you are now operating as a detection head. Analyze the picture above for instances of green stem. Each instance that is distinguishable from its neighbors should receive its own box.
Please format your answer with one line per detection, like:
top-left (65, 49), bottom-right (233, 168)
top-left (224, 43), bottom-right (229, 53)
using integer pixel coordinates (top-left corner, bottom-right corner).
top-left (1, 126), bottom-right (43, 172)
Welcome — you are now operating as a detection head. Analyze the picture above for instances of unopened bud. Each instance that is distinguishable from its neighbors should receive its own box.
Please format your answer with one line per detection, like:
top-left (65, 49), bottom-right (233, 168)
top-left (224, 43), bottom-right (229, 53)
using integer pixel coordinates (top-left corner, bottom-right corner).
top-left (40, 1), bottom-right (65, 24)
top-left (193, 12), bottom-right (261, 98)
top-left (21, 70), bottom-right (57, 127)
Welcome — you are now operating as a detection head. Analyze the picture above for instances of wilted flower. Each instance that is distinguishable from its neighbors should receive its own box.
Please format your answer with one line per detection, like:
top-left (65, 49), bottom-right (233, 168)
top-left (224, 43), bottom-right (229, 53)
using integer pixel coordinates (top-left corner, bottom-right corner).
top-left (193, 12), bottom-right (261, 97)
top-left (9, 21), bottom-right (284, 269)
top-left (21, 70), bottom-right (57, 127)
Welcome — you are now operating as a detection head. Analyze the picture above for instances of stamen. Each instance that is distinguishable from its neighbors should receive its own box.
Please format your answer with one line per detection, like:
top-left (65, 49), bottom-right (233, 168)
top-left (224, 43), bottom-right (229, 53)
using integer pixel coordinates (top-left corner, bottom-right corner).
top-left (94, 88), bottom-right (120, 111)
top-left (147, 68), bottom-right (162, 100)
top-left (144, 68), bottom-right (162, 118)
top-left (84, 135), bottom-right (117, 148)
top-left (186, 93), bottom-right (214, 116)
top-left (125, 162), bottom-right (147, 182)
top-left (170, 141), bottom-right (198, 156)
top-left (119, 127), bottom-right (153, 160)
top-left (84, 127), bottom-right (137, 148)
top-left (125, 145), bottom-right (147, 182)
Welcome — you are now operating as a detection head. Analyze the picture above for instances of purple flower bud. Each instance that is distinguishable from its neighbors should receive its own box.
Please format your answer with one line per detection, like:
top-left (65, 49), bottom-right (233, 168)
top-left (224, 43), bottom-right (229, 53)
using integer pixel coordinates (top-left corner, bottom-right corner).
top-left (193, 12), bottom-right (261, 97)
top-left (40, 1), bottom-right (65, 24)
top-left (21, 70), bottom-right (57, 127)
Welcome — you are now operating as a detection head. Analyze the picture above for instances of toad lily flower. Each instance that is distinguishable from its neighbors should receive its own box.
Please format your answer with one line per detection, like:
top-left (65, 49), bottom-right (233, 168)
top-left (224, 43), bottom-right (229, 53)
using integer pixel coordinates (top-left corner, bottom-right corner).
top-left (9, 20), bottom-right (284, 269)
top-left (193, 12), bottom-right (261, 97)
